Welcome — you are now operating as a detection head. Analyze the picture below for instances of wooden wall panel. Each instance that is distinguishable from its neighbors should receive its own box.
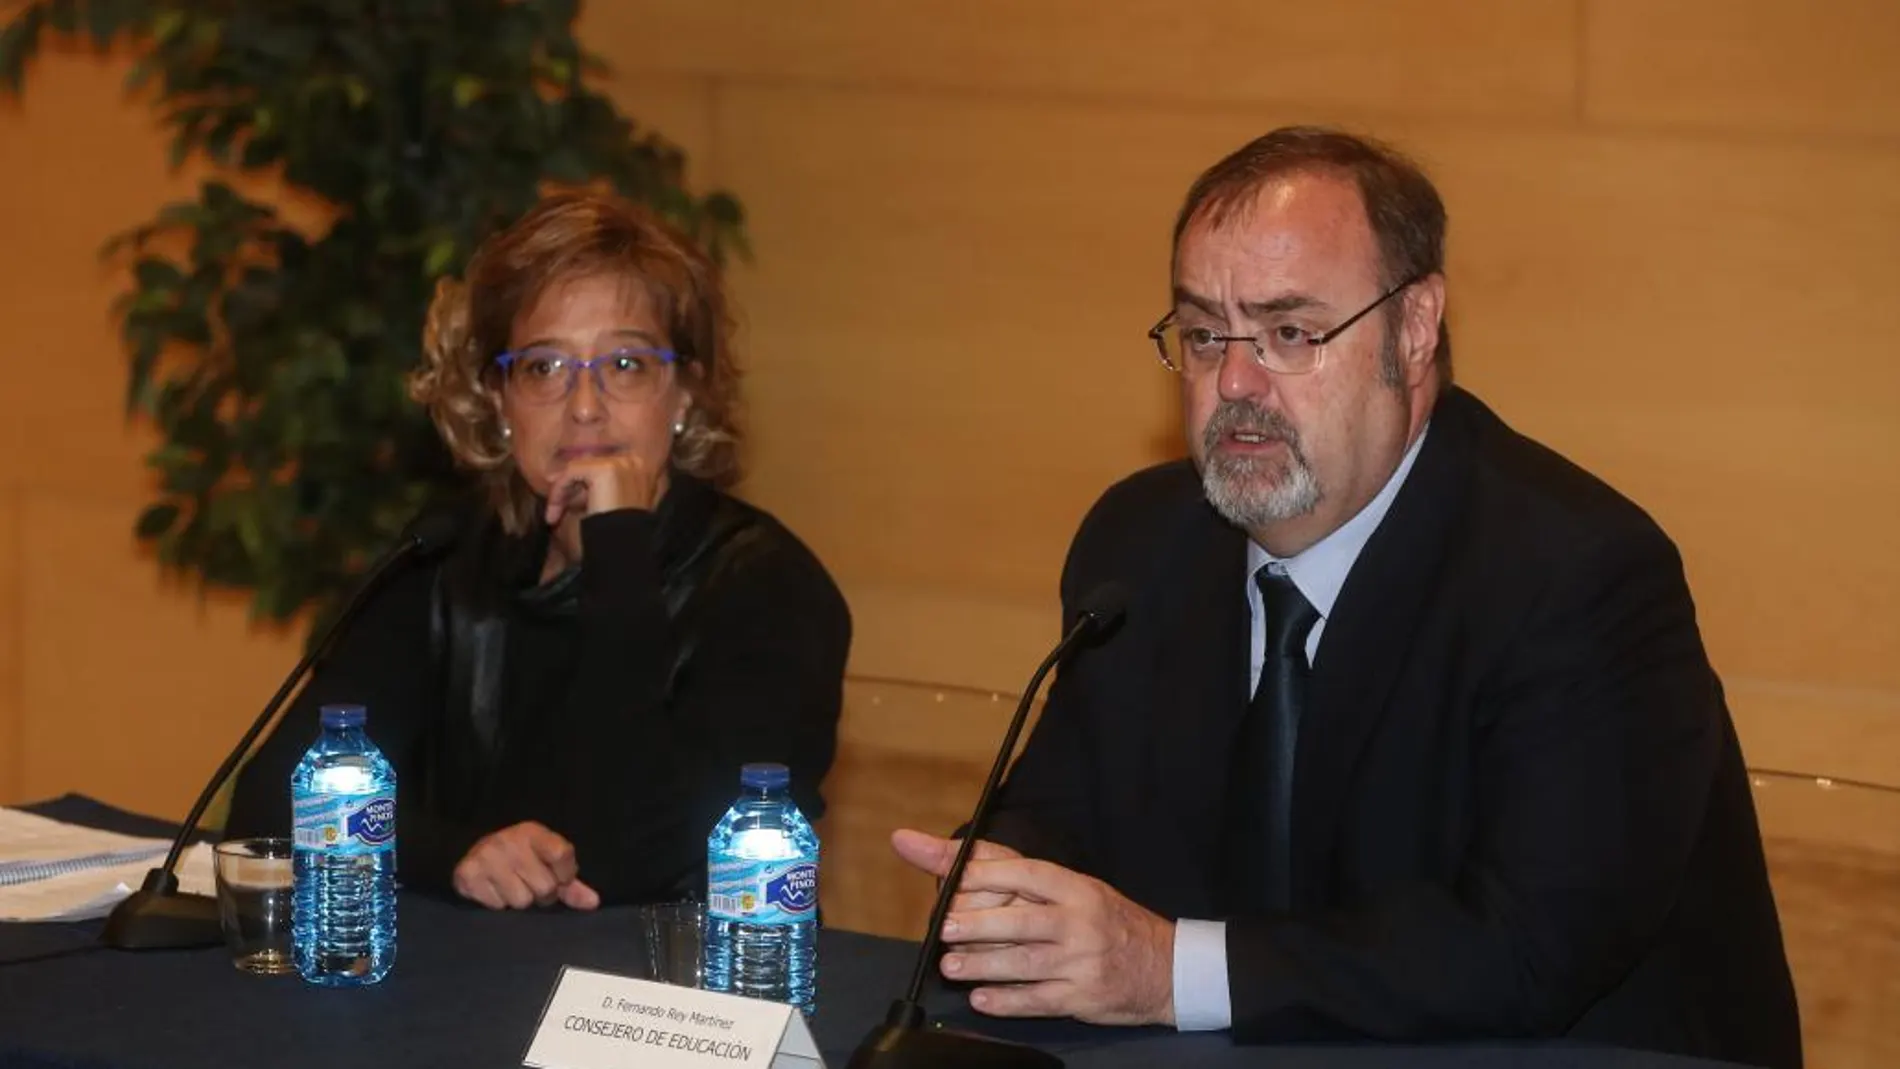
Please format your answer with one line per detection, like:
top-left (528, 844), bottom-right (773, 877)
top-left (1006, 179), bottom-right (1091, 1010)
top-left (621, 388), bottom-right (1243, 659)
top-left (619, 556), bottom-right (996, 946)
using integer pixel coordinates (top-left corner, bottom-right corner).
top-left (18, 492), bottom-right (302, 817)
top-left (0, 494), bottom-right (18, 804)
top-left (1587, 0), bottom-right (1900, 138)
top-left (0, 53), bottom-right (182, 498)
top-left (716, 85), bottom-right (1220, 609)
top-left (583, 0), bottom-right (1579, 120)
top-left (1731, 683), bottom-right (1900, 792)
top-left (1418, 129), bottom-right (1900, 692)
top-left (590, 74), bottom-right (721, 190)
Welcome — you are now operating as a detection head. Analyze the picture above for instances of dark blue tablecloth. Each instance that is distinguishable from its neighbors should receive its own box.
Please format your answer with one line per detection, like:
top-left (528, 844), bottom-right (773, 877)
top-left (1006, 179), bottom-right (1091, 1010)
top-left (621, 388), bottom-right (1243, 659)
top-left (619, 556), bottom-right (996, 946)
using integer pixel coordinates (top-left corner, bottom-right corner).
top-left (0, 795), bottom-right (1753, 1069)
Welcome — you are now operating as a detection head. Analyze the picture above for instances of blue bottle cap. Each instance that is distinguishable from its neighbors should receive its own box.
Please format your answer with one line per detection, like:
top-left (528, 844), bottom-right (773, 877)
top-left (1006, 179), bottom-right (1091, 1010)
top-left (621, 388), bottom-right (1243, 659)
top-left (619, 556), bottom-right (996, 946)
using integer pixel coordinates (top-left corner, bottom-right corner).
top-left (740, 762), bottom-right (790, 790)
top-left (320, 703), bottom-right (367, 729)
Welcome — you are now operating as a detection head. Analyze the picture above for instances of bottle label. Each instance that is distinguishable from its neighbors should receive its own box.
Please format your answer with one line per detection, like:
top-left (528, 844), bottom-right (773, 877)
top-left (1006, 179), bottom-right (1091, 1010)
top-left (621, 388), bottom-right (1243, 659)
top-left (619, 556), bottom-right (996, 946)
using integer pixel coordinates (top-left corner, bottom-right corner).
top-left (707, 857), bottom-right (817, 925)
top-left (293, 792), bottom-right (396, 855)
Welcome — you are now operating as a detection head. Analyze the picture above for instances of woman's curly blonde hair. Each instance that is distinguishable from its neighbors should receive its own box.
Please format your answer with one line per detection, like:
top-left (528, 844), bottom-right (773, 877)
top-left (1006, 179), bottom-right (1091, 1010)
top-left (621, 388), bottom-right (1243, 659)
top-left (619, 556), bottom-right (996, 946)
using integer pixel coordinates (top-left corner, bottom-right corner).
top-left (409, 192), bottom-right (742, 534)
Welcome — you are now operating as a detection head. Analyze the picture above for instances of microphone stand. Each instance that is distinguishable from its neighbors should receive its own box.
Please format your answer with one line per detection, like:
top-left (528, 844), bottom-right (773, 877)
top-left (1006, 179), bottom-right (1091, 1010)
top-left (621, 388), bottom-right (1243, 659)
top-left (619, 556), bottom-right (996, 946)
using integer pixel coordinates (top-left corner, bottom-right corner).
top-left (101, 523), bottom-right (445, 950)
top-left (847, 598), bottom-right (1120, 1069)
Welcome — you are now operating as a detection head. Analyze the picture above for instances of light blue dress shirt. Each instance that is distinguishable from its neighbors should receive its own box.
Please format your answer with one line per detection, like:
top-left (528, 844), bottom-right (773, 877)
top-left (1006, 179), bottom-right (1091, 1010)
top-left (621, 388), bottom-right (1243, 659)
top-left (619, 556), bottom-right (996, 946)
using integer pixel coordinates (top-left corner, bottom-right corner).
top-left (1173, 424), bottom-right (1430, 1031)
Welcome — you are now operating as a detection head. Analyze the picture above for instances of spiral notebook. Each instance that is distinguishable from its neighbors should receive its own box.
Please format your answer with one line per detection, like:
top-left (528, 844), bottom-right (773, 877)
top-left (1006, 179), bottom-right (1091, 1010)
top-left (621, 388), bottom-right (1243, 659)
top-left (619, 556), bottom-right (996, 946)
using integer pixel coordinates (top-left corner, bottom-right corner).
top-left (0, 807), bottom-right (215, 922)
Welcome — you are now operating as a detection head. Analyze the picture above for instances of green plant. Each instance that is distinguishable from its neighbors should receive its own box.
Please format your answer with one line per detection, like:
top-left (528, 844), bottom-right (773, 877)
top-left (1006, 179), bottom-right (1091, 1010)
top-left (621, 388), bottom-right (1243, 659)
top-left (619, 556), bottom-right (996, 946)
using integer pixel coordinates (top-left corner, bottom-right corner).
top-left (0, 0), bottom-right (744, 637)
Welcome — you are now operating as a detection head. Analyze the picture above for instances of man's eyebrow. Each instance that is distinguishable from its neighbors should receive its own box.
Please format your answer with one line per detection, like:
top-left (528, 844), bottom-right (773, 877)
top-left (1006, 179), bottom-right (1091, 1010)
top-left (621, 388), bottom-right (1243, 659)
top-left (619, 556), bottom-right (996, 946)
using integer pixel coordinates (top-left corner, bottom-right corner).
top-left (1171, 288), bottom-right (1330, 320)
top-left (1239, 294), bottom-right (1326, 319)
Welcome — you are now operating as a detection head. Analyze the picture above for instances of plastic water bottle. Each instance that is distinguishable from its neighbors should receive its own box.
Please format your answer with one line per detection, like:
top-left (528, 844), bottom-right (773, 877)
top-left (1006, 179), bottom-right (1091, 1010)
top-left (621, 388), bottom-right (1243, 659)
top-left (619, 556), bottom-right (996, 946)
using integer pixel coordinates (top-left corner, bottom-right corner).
top-left (703, 763), bottom-right (819, 1015)
top-left (290, 703), bottom-right (397, 986)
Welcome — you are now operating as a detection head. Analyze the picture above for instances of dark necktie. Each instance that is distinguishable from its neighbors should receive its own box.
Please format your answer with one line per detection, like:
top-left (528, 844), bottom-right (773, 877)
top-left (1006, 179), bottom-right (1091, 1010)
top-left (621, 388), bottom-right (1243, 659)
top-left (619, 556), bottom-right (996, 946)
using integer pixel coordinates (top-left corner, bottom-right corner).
top-left (1227, 567), bottom-right (1320, 912)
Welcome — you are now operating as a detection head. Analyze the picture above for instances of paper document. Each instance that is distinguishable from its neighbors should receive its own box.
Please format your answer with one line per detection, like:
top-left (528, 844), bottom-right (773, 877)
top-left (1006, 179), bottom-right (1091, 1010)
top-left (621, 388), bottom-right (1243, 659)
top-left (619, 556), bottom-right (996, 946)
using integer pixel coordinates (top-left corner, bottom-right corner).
top-left (0, 808), bottom-right (216, 922)
top-left (0, 807), bottom-right (173, 872)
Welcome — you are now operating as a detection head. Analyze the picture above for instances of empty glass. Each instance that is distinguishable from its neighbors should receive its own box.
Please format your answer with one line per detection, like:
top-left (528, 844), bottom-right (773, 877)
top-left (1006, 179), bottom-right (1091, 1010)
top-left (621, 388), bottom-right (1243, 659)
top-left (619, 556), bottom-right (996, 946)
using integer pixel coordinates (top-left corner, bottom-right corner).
top-left (638, 900), bottom-right (705, 987)
top-left (213, 838), bottom-right (295, 975)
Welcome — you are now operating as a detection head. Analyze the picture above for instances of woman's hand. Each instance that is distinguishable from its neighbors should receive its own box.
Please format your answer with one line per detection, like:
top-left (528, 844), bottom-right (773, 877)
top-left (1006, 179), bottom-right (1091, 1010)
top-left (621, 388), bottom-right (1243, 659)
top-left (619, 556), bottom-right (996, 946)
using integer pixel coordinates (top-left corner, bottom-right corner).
top-left (544, 453), bottom-right (666, 527)
top-left (452, 821), bottom-right (602, 911)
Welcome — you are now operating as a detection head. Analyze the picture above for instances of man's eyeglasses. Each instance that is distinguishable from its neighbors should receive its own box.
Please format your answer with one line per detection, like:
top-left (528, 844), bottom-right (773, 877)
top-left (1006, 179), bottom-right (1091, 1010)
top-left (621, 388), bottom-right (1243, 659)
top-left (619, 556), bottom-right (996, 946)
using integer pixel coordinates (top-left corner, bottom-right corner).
top-left (493, 346), bottom-right (680, 405)
top-left (1147, 274), bottom-right (1420, 377)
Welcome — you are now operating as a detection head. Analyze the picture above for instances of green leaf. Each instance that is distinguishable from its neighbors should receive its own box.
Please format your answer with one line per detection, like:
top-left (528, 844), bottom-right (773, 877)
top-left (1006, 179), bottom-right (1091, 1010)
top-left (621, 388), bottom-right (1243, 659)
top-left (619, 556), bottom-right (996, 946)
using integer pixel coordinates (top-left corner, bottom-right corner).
top-left (336, 300), bottom-right (382, 338)
top-left (84, 0), bottom-right (128, 47)
top-left (168, 130), bottom-right (194, 170)
top-left (240, 133), bottom-right (282, 168)
top-left (0, 6), bottom-right (45, 96)
top-left (191, 222), bottom-right (245, 267)
top-left (704, 192), bottom-right (745, 228)
top-left (156, 199), bottom-right (207, 228)
top-left (129, 371), bottom-right (163, 415)
top-left (200, 181), bottom-right (237, 212)
top-left (136, 502), bottom-right (181, 540)
top-left (251, 581), bottom-right (290, 623)
top-left (162, 461), bottom-right (218, 495)
top-left (45, 0), bottom-right (77, 35)
top-left (146, 441), bottom-right (192, 472)
top-left (152, 10), bottom-right (186, 45)
top-left (125, 331), bottom-right (164, 413)
top-left (542, 146), bottom-right (588, 183)
top-left (123, 55), bottom-right (158, 93)
top-left (235, 503), bottom-right (264, 564)
top-left (202, 115), bottom-right (241, 165)
top-left (422, 237), bottom-right (457, 278)
top-left (133, 257), bottom-right (185, 291)
top-left (187, 14), bottom-right (219, 52)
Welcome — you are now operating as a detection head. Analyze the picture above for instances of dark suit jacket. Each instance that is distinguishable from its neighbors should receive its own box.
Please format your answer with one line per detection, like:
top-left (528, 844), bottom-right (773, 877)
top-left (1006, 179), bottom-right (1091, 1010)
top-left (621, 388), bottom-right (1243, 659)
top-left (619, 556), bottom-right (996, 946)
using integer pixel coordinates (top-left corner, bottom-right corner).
top-left (987, 388), bottom-right (1801, 1068)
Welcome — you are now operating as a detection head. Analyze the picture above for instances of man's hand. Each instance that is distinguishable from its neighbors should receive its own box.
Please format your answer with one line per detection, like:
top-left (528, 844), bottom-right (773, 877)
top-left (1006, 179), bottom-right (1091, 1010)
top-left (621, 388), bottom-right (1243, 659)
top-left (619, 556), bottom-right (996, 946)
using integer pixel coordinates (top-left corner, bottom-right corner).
top-left (453, 821), bottom-right (601, 912)
top-left (892, 829), bottom-right (1028, 952)
top-left (892, 829), bottom-right (1027, 913)
top-left (892, 829), bottom-right (1176, 1026)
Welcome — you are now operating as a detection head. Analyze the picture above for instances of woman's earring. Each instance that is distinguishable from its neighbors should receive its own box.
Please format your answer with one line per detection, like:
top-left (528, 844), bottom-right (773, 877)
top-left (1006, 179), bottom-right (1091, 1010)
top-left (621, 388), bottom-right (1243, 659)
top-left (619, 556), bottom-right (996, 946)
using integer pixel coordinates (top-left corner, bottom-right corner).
top-left (672, 419), bottom-right (686, 436)
top-left (501, 423), bottom-right (512, 442)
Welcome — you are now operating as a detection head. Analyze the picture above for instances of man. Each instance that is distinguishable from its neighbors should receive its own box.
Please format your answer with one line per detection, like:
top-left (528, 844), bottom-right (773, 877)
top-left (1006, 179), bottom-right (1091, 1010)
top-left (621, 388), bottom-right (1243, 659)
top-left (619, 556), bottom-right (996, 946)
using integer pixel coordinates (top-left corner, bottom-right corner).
top-left (892, 127), bottom-right (1801, 1068)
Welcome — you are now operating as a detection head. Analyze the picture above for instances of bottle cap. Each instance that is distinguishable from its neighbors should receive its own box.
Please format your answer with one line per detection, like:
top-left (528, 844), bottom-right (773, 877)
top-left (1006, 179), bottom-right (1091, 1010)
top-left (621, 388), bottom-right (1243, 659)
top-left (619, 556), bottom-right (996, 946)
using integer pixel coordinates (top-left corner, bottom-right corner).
top-left (320, 703), bottom-right (367, 729)
top-left (740, 762), bottom-right (790, 790)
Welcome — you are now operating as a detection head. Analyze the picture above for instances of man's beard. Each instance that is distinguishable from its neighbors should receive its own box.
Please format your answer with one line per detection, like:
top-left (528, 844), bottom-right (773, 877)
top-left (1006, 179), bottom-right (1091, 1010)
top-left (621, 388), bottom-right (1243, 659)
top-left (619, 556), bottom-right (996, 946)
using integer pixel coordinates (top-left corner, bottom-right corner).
top-left (1198, 401), bottom-right (1321, 529)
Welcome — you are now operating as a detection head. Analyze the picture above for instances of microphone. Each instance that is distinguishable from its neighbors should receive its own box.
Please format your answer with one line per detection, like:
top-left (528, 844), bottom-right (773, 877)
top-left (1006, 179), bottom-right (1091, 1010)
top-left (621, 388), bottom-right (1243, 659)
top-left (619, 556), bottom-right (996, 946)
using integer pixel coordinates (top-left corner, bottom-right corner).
top-left (101, 510), bottom-right (460, 951)
top-left (847, 582), bottom-right (1129, 1069)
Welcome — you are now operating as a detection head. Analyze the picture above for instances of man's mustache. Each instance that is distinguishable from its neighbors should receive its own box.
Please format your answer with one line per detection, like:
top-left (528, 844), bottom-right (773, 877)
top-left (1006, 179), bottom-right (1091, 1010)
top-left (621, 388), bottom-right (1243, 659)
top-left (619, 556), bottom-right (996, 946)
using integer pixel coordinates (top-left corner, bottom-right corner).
top-left (1203, 402), bottom-right (1302, 454)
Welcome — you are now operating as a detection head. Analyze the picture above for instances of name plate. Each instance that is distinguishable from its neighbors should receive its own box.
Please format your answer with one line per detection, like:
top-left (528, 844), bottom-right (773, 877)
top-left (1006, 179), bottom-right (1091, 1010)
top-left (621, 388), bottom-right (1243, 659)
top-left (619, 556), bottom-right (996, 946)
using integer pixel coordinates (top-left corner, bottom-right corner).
top-left (522, 967), bottom-right (823, 1069)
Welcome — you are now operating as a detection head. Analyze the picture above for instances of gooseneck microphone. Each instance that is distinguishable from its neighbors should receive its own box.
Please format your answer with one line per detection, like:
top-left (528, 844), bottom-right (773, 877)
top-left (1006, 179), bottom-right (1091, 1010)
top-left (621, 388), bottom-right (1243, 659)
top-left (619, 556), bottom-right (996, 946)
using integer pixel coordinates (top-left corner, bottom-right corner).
top-left (847, 582), bottom-right (1129, 1069)
top-left (101, 511), bottom-right (460, 951)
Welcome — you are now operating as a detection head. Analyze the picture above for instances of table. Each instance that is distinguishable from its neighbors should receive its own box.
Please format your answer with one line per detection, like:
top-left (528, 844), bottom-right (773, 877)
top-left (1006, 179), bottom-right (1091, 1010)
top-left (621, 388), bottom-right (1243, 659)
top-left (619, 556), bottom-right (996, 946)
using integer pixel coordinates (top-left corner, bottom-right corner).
top-left (0, 795), bottom-right (1754, 1069)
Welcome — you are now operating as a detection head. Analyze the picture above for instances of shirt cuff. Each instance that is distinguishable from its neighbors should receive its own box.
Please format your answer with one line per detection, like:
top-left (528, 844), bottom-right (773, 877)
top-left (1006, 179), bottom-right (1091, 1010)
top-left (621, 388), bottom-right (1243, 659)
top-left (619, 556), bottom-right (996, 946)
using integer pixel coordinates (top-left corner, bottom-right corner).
top-left (1171, 919), bottom-right (1233, 1031)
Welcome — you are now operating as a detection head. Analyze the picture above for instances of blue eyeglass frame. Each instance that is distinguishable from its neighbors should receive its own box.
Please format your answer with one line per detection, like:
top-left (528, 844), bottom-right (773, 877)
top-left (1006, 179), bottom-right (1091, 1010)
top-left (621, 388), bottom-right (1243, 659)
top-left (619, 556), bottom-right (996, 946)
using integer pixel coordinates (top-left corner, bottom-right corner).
top-left (492, 346), bottom-right (683, 375)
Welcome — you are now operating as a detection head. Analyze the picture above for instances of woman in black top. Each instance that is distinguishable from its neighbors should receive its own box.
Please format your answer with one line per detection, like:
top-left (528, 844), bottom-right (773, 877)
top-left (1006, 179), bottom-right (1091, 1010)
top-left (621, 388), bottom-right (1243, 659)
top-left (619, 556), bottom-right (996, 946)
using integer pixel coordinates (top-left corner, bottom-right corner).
top-left (225, 193), bottom-right (851, 911)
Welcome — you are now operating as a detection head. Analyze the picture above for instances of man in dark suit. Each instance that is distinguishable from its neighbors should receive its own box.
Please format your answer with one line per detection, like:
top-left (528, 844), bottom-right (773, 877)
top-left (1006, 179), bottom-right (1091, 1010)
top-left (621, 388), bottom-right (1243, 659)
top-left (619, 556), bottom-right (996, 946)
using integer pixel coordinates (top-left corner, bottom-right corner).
top-left (892, 127), bottom-right (1801, 1068)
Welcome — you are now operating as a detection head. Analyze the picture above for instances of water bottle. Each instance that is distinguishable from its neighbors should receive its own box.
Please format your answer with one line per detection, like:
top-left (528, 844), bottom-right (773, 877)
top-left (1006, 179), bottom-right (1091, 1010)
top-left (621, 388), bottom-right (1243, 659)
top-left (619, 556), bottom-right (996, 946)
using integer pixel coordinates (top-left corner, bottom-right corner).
top-left (290, 703), bottom-right (397, 986)
top-left (703, 763), bottom-right (819, 1015)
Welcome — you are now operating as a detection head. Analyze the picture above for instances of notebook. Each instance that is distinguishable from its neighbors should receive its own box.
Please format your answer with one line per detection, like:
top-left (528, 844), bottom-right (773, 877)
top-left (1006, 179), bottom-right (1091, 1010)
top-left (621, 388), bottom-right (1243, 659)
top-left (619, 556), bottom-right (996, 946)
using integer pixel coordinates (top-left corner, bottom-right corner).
top-left (0, 808), bottom-right (216, 922)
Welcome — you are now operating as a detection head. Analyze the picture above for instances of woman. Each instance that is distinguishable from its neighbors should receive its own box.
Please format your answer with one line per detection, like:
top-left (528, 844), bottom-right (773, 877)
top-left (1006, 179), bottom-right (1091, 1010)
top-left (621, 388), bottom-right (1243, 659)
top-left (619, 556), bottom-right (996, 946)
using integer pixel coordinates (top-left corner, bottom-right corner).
top-left (226, 193), bottom-right (851, 911)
